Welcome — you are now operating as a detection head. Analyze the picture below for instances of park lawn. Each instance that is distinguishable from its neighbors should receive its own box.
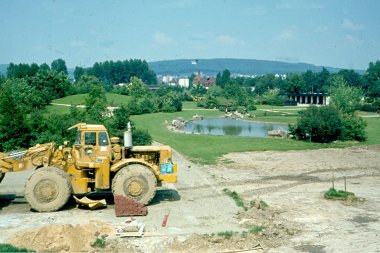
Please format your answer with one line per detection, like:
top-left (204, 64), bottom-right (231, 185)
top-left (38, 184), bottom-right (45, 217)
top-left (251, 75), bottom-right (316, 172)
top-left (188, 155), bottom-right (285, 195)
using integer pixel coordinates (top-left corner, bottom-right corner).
top-left (52, 93), bottom-right (131, 106)
top-left (363, 117), bottom-right (380, 145)
top-left (46, 99), bottom-right (380, 164)
top-left (130, 111), bottom-right (355, 164)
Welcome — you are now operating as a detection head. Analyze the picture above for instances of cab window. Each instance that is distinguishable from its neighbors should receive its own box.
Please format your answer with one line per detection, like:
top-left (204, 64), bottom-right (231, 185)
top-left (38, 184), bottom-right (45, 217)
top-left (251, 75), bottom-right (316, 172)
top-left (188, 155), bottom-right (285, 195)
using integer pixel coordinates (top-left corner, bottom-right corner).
top-left (74, 131), bottom-right (81, 145)
top-left (84, 132), bottom-right (96, 146)
top-left (98, 132), bottom-right (109, 146)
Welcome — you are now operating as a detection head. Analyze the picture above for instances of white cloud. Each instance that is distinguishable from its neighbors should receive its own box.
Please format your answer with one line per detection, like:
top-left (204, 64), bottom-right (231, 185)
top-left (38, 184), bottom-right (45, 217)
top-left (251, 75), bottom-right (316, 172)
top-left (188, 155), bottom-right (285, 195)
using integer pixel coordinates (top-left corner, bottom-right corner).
top-left (345, 34), bottom-right (362, 45)
top-left (154, 32), bottom-right (172, 45)
top-left (69, 39), bottom-right (86, 48)
top-left (276, 26), bottom-right (297, 41)
top-left (341, 18), bottom-right (365, 30)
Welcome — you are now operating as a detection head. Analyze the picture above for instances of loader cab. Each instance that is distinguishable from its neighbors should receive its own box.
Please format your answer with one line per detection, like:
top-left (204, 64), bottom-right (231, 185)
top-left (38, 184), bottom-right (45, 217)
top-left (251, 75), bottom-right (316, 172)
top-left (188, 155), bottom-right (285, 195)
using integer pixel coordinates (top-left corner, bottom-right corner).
top-left (70, 123), bottom-right (111, 162)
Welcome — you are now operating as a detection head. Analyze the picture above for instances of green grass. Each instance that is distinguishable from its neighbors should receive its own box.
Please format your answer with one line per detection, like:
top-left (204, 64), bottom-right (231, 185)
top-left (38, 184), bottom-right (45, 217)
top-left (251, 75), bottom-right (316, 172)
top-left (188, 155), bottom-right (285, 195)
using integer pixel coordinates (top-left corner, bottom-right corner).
top-left (44, 97), bottom-right (380, 164)
top-left (130, 111), bottom-right (358, 164)
top-left (248, 225), bottom-right (265, 234)
top-left (90, 238), bottom-right (107, 248)
top-left (182, 101), bottom-right (202, 109)
top-left (223, 188), bottom-right (247, 210)
top-left (363, 117), bottom-right (380, 145)
top-left (216, 231), bottom-right (236, 238)
top-left (52, 93), bottom-right (131, 106)
top-left (0, 244), bottom-right (34, 252)
top-left (324, 188), bottom-right (356, 201)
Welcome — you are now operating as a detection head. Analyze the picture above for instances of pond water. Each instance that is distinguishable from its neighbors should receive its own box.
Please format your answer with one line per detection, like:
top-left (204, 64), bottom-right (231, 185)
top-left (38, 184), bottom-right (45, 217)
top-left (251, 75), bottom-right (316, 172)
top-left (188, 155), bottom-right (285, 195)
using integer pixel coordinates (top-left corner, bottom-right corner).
top-left (184, 118), bottom-right (288, 137)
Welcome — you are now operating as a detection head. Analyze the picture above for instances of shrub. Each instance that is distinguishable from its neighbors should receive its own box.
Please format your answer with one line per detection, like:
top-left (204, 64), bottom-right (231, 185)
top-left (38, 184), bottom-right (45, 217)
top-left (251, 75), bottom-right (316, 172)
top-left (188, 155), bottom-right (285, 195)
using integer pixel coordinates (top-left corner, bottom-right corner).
top-left (289, 106), bottom-right (342, 143)
top-left (324, 188), bottom-right (356, 201)
top-left (340, 115), bottom-right (367, 141)
top-left (132, 129), bottom-right (152, 146)
top-left (290, 105), bottom-right (367, 143)
top-left (0, 244), bottom-right (33, 252)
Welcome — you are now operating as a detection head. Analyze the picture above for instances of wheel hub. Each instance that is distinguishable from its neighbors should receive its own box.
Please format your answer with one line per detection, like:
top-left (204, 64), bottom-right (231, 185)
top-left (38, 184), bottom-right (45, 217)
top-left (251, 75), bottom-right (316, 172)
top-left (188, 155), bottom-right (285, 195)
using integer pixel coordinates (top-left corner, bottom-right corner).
top-left (128, 180), bottom-right (143, 196)
top-left (34, 179), bottom-right (58, 203)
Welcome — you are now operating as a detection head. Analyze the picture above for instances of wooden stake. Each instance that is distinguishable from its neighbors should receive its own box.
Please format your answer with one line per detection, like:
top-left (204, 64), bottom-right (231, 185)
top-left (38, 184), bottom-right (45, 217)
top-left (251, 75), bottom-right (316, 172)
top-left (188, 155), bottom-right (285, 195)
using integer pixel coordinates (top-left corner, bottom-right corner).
top-left (332, 174), bottom-right (335, 189)
top-left (344, 176), bottom-right (347, 192)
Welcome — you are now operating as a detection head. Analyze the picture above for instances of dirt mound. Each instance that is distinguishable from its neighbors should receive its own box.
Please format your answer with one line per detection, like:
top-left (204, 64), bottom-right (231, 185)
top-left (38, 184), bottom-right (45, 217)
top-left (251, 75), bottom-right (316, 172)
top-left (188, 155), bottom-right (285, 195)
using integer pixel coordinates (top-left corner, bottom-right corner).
top-left (8, 220), bottom-right (113, 252)
top-left (170, 202), bottom-right (299, 252)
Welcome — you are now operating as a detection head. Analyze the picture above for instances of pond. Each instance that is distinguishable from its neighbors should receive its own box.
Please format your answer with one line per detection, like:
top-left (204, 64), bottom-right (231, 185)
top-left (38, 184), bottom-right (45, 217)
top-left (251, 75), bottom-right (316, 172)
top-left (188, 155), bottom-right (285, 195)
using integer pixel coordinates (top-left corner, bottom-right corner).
top-left (184, 118), bottom-right (288, 137)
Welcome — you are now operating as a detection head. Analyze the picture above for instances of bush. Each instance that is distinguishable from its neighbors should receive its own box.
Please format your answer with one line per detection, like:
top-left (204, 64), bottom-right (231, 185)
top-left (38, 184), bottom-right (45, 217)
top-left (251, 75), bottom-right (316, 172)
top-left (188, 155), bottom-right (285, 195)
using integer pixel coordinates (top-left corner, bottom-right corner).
top-left (340, 115), bottom-right (367, 141)
top-left (360, 100), bottom-right (380, 112)
top-left (132, 129), bottom-right (152, 146)
top-left (0, 244), bottom-right (33, 252)
top-left (289, 106), bottom-right (342, 143)
top-left (289, 105), bottom-right (366, 143)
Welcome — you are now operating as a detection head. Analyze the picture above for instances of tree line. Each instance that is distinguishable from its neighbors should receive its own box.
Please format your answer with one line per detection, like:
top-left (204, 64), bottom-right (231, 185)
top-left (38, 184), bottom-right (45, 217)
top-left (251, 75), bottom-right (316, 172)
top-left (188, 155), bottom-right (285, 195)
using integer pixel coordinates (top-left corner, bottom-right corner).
top-left (0, 58), bottom-right (162, 152)
top-left (1, 57), bottom-right (379, 149)
top-left (74, 59), bottom-right (157, 90)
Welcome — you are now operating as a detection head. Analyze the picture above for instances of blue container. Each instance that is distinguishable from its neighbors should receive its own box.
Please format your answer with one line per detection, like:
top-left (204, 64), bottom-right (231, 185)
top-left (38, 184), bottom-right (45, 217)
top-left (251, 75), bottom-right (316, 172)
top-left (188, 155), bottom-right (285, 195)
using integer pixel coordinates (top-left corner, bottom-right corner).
top-left (160, 163), bottom-right (173, 174)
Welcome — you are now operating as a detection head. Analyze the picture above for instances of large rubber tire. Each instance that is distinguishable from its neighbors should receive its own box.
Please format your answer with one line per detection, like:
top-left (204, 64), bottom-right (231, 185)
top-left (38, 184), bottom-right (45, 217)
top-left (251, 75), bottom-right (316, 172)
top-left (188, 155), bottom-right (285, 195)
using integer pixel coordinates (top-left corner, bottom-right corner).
top-left (0, 172), bottom-right (5, 184)
top-left (112, 164), bottom-right (157, 205)
top-left (24, 167), bottom-right (72, 212)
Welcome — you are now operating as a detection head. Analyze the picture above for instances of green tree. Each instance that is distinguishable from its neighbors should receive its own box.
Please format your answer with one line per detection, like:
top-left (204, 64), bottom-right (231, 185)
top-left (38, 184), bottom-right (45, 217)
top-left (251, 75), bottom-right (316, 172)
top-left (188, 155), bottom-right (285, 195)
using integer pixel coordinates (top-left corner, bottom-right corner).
top-left (111, 104), bottom-right (130, 131)
top-left (191, 83), bottom-right (207, 96)
top-left (85, 85), bottom-right (108, 122)
top-left (254, 74), bottom-right (276, 94)
top-left (290, 106), bottom-right (342, 143)
top-left (27, 70), bottom-right (71, 100)
top-left (285, 73), bottom-right (305, 93)
top-left (74, 66), bottom-right (86, 81)
top-left (302, 70), bottom-right (318, 93)
top-left (329, 76), bottom-right (363, 114)
top-left (7, 78), bottom-right (47, 111)
top-left (128, 76), bottom-right (148, 98)
top-left (0, 81), bottom-right (30, 151)
top-left (160, 92), bottom-right (182, 112)
top-left (75, 74), bottom-right (103, 94)
top-left (39, 63), bottom-right (51, 72)
top-left (316, 67), bottom-right (330, 92)
top-left (290, 105), bottom-right (366, 143)
top-left (139, 97), bottom-right (156, 114)
top-left (216, 69), bottom-right (231, 88)
top-left (51, 58), bottom-right (68, 75)
top-left (260, 89), bottom-right (284, 106)
top-left (7, 63), bottom-right (39, 78)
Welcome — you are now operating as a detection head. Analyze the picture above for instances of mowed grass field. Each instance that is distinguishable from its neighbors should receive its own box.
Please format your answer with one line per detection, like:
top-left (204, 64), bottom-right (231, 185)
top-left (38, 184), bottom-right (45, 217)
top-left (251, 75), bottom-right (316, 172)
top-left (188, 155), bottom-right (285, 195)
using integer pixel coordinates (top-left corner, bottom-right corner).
top-left (49, 97), bottom-right (380, 164)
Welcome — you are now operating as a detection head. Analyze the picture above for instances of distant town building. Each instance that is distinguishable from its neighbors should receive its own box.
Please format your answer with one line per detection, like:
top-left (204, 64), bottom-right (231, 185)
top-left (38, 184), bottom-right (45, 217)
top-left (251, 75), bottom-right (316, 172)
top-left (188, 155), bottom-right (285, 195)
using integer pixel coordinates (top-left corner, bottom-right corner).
top-left (275, 74), bottom-right (287, 80)
top-left (162, 75), bottom-right (176, 83)
top-left (192, 72), bottom-right (216, 89)
top-left (286, 93), bottom-right (330, 106)
top-left (178, 78), bottom-right (189, 88)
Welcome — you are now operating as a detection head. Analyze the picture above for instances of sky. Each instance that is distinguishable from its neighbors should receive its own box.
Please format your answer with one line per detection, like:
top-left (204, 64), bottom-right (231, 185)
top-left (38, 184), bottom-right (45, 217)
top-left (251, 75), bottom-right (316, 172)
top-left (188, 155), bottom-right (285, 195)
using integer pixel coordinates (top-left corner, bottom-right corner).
top-left (1, 0), bottom-right (380, 70)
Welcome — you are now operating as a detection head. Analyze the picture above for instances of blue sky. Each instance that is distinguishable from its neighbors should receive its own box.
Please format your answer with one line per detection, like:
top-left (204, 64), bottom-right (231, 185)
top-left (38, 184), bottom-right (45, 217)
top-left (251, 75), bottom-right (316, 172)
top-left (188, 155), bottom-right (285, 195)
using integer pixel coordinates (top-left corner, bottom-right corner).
top-left (1, 0), bottom-right (379, 70)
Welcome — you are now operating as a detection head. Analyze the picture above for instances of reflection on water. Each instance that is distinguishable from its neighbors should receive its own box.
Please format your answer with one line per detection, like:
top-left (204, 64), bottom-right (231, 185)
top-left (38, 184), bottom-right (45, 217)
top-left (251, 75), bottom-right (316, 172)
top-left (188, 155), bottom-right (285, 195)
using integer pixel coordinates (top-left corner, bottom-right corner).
top-left (184, 118), bottom-right (288, 137)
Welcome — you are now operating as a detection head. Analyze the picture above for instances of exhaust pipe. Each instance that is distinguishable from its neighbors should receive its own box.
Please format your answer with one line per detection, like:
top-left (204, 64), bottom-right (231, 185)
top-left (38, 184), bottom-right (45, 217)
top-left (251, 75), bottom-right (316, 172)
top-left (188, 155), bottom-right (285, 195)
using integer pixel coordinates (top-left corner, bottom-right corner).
top-left (124, 122), bottom-right (132, 149)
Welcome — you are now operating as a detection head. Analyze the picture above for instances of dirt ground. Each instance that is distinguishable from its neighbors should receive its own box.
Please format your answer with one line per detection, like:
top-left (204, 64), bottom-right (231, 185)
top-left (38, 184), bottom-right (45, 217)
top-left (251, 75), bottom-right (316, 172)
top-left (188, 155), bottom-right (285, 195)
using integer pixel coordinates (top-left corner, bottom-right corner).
top-left (0, 145), bottom-right (380, 252)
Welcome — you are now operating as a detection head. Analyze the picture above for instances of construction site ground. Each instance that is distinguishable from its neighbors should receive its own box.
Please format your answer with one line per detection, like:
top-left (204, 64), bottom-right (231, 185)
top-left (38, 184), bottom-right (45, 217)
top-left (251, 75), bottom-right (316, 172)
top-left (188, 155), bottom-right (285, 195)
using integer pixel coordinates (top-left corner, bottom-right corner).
top-left (1, 145), bottom-right (380, 252)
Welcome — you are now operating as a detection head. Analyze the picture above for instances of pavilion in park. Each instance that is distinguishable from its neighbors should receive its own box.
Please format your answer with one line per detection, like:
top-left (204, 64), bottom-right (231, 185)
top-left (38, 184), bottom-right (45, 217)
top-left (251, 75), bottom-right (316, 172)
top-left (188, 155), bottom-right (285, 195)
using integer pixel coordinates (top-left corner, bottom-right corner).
top-left (286, 93), bottom-right (330, 106)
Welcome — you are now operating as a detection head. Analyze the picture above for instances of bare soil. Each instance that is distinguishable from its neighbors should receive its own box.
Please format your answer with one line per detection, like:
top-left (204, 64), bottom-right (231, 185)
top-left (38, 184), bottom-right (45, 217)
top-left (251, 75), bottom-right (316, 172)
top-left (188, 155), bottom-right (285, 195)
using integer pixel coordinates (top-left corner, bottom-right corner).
top-left (1, 145), bottom-right (380, 252)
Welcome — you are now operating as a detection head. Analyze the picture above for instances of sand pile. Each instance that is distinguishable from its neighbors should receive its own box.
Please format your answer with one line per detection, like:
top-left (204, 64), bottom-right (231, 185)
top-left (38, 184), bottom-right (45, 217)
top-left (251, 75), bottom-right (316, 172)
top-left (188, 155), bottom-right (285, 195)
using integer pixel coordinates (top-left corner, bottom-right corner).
top-left (8, 220), bottom-right (113, 252)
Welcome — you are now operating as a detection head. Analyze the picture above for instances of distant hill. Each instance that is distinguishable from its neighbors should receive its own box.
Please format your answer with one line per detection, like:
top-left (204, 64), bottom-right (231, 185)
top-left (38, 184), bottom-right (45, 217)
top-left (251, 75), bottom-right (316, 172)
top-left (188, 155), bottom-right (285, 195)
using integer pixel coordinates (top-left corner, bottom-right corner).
top-left (1, 59), bottom-right (365, 77)
top-left (148, 58), bottom-right (352, 76)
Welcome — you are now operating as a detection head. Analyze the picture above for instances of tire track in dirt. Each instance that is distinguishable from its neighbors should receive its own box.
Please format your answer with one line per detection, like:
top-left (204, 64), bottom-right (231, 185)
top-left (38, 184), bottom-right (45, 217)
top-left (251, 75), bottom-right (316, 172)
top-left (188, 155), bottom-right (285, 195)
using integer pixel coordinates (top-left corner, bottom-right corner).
top-left (177, 166), bottom-right (380, 192)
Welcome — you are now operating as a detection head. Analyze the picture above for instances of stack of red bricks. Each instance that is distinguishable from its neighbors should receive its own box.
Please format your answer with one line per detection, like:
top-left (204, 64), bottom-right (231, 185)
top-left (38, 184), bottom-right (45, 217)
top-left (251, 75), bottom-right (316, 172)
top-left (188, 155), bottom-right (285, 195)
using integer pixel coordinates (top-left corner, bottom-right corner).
top-left (114, 195), bottom-right (148, 217)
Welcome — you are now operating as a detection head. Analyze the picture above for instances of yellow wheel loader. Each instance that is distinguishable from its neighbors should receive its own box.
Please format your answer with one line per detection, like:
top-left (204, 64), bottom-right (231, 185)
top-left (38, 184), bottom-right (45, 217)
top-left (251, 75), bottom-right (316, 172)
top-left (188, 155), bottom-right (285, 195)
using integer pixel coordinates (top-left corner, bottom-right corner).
top-left (0, 123), bottom-right (177, 212)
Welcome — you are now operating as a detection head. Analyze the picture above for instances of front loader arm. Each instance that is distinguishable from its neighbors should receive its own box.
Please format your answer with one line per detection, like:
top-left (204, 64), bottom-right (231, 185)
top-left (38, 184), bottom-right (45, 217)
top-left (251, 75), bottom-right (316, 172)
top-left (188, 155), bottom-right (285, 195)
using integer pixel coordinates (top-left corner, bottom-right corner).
top-left (0, 142), bottom-right (56, 174)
